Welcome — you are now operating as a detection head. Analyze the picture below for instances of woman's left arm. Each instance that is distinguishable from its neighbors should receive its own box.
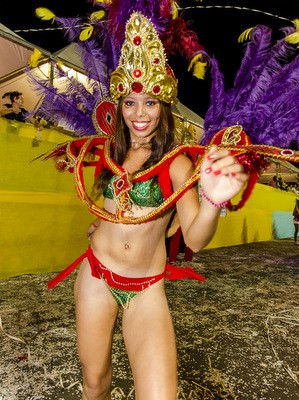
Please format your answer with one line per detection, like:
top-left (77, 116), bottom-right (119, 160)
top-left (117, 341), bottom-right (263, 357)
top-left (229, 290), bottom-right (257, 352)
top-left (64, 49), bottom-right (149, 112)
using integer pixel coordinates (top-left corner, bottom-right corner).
top-left (170, 146), bottom-right (248, 252)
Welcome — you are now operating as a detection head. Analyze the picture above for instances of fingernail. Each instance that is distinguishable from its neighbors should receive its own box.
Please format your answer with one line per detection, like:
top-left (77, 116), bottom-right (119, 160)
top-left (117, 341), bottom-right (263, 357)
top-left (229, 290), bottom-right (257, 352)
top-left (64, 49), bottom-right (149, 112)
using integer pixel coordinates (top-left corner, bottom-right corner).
top-left (205, 167), bottom-right (212, 174)
top-left (207, 154), bottom-right (215, 160)
top-left (213, 170), bottom-right (221, 176)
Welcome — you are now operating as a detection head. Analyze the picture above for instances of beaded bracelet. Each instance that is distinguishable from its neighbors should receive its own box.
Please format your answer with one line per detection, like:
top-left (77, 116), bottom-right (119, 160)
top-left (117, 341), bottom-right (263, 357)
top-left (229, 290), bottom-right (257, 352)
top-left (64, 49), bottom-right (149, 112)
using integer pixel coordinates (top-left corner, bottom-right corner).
top-left (200, 188), bottom-right (229, 209)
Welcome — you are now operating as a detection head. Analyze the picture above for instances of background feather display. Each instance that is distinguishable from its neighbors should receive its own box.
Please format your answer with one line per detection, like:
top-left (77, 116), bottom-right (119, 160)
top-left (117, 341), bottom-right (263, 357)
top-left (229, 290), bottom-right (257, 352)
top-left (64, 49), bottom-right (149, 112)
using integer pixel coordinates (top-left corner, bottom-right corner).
top-left (202, 23), bottom-right (299, 148)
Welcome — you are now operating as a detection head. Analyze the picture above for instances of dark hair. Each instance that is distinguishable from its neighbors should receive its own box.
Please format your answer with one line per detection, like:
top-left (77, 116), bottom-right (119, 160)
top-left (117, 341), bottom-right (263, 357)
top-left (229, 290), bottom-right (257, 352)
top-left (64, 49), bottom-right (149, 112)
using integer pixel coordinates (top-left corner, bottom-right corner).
top-left (92, 99), bottom-right (176, 199)
top-left (2, 92), bottom-right (12, 99)
top-left (9, 91), bottom-right (22, 102)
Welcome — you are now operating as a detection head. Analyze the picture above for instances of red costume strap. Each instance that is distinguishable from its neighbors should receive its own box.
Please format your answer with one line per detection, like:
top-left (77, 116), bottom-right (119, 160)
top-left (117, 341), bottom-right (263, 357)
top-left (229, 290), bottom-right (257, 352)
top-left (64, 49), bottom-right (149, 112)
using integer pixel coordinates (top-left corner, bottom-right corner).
top-left (165, 263), bottom-right (206, 282)
top-left (47, 246), bottom-right (206, 289)
top-left (48, 251), bottom-right (87, 289)
top-left (87, 247), bottom-right (166, 291)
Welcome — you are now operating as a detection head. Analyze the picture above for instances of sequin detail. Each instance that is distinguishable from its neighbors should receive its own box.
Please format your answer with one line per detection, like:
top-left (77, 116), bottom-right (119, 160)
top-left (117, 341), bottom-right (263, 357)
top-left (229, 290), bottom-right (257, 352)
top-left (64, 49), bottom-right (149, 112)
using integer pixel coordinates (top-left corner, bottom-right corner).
top-left (104, 175), bottom-right (164, 208)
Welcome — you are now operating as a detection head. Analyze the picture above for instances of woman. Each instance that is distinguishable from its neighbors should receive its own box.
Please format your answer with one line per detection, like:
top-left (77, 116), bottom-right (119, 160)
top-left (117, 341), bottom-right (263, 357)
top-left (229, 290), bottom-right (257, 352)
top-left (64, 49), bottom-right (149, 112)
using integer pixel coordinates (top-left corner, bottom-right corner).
top-left (72, 94), bottom-right (247, 399)
top-left (46, 13), bottom-right (248, 400)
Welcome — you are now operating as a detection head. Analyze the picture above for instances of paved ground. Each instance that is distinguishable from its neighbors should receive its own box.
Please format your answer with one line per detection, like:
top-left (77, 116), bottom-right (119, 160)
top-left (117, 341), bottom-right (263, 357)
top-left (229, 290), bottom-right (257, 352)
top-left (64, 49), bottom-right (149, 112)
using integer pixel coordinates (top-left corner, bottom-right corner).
top-left (1, 239), bottom-right (299, 399)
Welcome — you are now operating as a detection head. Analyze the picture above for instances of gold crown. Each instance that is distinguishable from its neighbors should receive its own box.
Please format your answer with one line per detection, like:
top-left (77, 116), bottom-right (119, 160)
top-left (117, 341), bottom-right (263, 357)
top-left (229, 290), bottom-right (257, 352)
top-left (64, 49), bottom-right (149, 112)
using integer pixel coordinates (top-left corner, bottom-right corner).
top-left (110, 12), bottom-right (178, 104)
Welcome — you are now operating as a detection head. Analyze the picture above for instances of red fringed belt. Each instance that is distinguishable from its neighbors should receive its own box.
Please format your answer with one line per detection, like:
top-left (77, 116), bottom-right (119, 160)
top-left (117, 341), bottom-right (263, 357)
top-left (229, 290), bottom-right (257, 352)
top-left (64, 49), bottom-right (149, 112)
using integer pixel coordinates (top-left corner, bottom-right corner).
top-left (48, 246), bottom-right (206, 290)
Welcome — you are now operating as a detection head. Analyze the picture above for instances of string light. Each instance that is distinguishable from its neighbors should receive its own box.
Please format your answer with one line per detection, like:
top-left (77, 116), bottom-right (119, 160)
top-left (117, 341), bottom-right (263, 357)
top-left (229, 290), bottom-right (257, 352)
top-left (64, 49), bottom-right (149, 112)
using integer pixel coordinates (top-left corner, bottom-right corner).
top-left (178, 5), bottom-right (292, 23)
top-left (12, 6), bottom-right (292, 35)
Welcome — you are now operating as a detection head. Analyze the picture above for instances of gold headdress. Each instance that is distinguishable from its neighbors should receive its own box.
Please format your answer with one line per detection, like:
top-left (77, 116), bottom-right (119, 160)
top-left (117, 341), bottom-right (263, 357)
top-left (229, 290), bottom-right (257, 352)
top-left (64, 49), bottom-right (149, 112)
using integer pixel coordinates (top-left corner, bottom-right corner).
top-left (110, 12), bottom-right (178, 104)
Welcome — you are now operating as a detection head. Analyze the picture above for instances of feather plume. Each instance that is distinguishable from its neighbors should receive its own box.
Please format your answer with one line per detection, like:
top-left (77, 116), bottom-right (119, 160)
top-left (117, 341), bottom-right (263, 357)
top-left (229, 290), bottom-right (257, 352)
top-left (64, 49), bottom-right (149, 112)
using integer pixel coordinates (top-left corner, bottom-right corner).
top-left (90, 10), bottom-right (106, 21)
top-left (54, 14), bottom-right (112, 88)
top-left (238, 27), bottom-right (254, 43)
top-left (229, 25), bottom-right (273, 110)
top-left (54, 16), bottom-right (84, 43)
top-left (162, 17), bottom-right (205, 62)
top-left (35, 7), bottom-right (56, 23)
top-left (79, 24), bottom-right (94, 41)
top-left (27, 66), bottom-right (97, 135)
top-left (201, 22), bottom-right (299, 149)
top-left (28, 48), bottom-right (43, 68)
top-left (285, 19), bottom-right (299, 48)
top-left (200, 55), bottom-right (228, 144)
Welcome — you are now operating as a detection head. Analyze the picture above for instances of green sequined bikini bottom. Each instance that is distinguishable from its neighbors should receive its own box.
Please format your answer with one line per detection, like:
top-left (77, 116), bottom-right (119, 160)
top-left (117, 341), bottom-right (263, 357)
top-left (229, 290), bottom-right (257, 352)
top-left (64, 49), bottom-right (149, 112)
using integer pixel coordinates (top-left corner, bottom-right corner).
top-left (48, 246), bottom-right (206, 309)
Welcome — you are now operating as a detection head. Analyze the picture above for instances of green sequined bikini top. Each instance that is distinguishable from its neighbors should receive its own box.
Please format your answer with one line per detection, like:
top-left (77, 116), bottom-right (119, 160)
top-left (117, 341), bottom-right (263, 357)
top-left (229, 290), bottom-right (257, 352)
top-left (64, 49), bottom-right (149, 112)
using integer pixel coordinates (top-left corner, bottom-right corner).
top-left (103, 175), bottom-right (164, 208)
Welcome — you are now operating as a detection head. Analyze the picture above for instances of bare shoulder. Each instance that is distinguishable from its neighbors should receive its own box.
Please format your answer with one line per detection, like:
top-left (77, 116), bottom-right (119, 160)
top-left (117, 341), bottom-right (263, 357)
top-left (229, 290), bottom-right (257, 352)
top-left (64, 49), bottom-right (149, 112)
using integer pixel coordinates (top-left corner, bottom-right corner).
top-left (169, 153), bottom-right (195, 190)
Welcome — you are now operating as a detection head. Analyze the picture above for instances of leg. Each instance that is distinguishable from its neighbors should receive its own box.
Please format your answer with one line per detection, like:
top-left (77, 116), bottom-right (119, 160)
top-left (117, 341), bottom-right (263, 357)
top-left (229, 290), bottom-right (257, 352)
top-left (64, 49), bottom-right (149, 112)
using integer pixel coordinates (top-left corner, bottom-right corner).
top-left (122, 280), bottom-right (177, 400)
top-left (294, 223), bottom-right (298, 244)
top-left (74, 258), bottom-right (119, 400)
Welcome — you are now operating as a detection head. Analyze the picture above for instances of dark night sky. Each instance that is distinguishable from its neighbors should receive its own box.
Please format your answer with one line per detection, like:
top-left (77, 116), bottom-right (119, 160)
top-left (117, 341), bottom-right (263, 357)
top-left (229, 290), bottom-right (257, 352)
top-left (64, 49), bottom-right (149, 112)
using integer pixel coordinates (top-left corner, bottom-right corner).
top-left (1, 0), bottom-right (298, 116)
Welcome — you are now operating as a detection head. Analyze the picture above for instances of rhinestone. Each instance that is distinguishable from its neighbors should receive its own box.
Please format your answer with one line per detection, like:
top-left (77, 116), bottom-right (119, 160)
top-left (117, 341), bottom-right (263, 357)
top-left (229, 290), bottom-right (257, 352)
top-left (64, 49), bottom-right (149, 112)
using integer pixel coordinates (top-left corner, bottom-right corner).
top-left (153, 85), bottom-right (161, 94)
top-left (133, 35), bottom-right (142, 45)
top-left (132, 82), bottom-right (143, 93)
top-left (133, 69), bottom-right (142, 78)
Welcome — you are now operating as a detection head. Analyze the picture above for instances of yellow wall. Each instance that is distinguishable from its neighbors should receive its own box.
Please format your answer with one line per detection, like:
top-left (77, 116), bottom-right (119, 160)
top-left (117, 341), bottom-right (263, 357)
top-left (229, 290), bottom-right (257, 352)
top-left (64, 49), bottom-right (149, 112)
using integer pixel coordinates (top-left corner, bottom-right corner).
top-left (242, 182), bottom-right (296, 212)
top-left (0, 118), bottom-right (93, 279)
top-left (0, 118), bottom-right (296, 279)
top-left (206, 181), bottom-right (296, 249)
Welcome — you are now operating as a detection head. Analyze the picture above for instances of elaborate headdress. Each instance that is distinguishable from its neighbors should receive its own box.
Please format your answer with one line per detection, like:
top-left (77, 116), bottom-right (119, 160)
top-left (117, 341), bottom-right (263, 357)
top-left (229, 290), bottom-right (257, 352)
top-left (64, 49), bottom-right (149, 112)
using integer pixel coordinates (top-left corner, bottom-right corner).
top-left (110, 13), bottom-right (178, 104)
top-left (30, 0), bottom-right (205, 135)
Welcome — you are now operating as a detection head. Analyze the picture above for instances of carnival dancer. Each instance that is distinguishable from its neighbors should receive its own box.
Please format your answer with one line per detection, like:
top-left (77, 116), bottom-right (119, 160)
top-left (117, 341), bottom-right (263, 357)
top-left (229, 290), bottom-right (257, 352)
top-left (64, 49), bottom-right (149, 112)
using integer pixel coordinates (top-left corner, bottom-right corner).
top-left (32, 3), bottom-right (299, 399)
top-left (43, 13), bottom-right (249, 400)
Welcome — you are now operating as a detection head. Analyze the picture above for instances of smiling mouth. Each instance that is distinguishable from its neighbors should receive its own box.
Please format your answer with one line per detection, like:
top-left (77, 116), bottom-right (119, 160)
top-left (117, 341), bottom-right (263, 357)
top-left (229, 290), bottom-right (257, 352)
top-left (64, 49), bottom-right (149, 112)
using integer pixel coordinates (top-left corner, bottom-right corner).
top-left (132, 122), bottom-right (149, 130)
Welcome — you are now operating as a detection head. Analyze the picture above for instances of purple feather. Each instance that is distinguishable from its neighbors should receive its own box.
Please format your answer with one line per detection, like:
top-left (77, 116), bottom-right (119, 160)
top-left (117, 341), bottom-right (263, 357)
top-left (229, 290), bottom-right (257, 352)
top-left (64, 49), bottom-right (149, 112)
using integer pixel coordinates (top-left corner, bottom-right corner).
top-left (55, 16), bottom-right (83, 43)
top-left (27, 66), bottom-right (97, 135)
top-left (200, 54), bottom-right (228, 145)
top-left (202, 22), bottom-right (299, 148)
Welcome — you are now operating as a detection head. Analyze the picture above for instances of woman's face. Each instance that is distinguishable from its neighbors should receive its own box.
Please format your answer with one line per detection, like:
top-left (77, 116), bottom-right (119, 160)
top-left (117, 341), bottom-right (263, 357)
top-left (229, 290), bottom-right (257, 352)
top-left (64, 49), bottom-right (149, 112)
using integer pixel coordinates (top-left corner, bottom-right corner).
top-left (121, 93), bottom-right (161, 141)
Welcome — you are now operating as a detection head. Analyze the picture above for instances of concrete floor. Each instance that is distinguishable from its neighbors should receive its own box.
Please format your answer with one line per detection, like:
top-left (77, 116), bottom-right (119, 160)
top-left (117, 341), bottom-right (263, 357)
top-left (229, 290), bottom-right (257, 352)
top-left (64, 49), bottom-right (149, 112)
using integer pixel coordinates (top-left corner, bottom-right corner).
top-left (1, 239), bottom-right (299, 399)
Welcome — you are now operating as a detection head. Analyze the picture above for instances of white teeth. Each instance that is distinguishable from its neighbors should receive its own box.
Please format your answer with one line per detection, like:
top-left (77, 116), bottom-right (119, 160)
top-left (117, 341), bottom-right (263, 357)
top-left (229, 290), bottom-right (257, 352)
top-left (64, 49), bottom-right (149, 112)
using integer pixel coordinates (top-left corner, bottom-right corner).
top-left (133, 122), bottom-right (148, 129)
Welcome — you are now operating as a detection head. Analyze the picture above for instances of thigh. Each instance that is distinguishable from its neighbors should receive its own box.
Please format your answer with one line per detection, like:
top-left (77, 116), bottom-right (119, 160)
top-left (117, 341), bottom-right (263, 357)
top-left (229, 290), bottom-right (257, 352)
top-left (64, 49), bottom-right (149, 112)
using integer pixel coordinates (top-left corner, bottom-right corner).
top-left (122, 280), bottom-right (177, 400)
top-left (74, 258), bottom-right (119, 379)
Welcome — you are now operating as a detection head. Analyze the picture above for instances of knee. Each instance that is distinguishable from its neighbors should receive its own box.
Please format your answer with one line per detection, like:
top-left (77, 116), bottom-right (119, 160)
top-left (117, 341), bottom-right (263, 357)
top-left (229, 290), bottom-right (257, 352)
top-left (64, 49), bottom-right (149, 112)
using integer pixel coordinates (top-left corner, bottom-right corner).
top-left (82, 367), bottom-right (112, 399)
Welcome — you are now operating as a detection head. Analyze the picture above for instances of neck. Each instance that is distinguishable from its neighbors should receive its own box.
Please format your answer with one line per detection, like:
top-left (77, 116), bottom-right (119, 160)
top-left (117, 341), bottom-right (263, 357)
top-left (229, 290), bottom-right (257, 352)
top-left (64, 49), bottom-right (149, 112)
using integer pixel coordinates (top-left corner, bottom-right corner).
top-left (130, 139), bottom-right (152, 150)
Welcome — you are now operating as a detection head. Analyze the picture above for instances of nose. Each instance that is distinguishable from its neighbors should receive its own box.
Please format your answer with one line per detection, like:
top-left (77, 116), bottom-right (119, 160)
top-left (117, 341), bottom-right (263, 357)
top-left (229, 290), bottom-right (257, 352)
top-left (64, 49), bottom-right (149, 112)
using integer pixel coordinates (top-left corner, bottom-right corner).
top-left (136, 104), bottom-right (146, 117)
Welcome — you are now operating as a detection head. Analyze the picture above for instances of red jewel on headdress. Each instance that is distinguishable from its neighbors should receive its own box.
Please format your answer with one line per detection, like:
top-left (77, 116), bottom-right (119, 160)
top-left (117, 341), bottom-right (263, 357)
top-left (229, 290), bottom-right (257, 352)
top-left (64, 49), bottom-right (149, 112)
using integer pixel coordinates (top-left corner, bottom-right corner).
top-left (133, 69), bottom-right (142, 78)
top-left (118, 83), bottom-right (124, 93)
top-left (120, 57), bottom-right (125, 65)
top-left (153, 58), bottom-right (160, 64)
top-left (133, 35), bottom-right (142, 45)
top-left (132, 82), bottom-right (143, 93)
top-left (153, 85), bottom-right (161, 94)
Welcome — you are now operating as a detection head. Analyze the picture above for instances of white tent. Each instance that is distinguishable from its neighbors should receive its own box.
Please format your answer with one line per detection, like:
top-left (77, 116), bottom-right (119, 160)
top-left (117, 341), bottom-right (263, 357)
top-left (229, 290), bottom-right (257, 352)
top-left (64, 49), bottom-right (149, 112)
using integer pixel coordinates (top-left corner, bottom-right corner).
top-left (0, 23), bottom-right (51, 112)
top-left (259, 158), bottom-right (299, 184)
